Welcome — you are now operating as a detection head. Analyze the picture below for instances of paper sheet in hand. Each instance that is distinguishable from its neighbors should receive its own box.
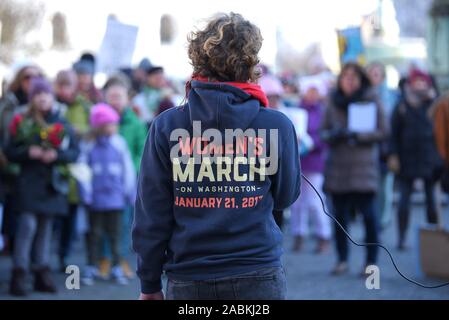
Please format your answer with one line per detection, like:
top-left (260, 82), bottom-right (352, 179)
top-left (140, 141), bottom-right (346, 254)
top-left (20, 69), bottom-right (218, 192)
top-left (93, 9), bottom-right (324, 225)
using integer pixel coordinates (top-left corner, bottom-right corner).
top-left (348, 102), bottom-right (377, 133)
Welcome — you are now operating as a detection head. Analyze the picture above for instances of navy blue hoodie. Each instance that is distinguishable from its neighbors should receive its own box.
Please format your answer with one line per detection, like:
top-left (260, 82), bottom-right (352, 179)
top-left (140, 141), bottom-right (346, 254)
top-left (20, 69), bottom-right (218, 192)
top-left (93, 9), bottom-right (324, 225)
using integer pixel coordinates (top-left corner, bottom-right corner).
top-left (132, 80), bottom-right (301, 294)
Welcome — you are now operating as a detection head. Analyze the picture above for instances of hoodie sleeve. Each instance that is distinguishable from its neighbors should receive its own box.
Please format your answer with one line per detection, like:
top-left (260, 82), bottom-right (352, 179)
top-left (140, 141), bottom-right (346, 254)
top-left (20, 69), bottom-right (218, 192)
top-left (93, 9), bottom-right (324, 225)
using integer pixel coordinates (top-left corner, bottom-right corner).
top-left (270, 120), bottom-right (302, 211)
top-left (132, 120), bottom-right (174, 294)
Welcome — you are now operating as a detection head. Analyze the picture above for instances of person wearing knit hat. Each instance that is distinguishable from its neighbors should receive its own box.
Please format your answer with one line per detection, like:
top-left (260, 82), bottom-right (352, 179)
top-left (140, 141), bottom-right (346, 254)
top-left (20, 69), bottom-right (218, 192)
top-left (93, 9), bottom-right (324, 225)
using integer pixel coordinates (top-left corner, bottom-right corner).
top-left (90, 103), bottom-right (120, 129)
top-left (6, 76), bottom-right (80, 296)
top-left (72, 59), bottom-right (102, 104)
top-left (407, 68), bottom-right (433, 87)
top-left (19, 77), bottom-right (56, 120)
top-left (138, 58), bottom-right (152, 71)
top-left (73, 60), bottom-right (95, 76)
top-left (389, 67), bottom-right (441, 250)
top-left (80, 102), bottom-right (135, 286)
top-left (28, 77), bottom-right (53, 102)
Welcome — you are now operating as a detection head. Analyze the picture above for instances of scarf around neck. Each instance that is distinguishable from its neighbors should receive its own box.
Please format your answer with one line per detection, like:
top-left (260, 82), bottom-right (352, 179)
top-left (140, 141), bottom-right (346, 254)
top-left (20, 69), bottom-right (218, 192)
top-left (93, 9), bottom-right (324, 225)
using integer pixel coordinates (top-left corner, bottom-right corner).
top-left (186, 75), bottom-right (269, 107)
top-left (332, 87), bottom-right (368, 112)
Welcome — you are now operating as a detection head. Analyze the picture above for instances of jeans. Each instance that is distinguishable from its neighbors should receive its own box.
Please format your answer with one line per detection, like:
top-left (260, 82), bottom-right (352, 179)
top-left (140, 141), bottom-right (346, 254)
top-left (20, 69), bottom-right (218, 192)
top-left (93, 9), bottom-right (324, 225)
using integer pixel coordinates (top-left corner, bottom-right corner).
top-left (13, 212), bottom-right (53, 270)
top-left (100, 206), bottom-right (132, 260)
top-left (58, 204), bottom-right (78, 264)
top-left (166, 267), bottom-right (286, 300)
top-left (87, 210), bottom-right (121, 266)
top-left (331, 193), bottom-right (379, 265)
top-left (397, 178), bottom-right (438, 244)
top-left (120, 205), bottom-right (133, 257)
top-left (377, 172), bottom-right (395, 228)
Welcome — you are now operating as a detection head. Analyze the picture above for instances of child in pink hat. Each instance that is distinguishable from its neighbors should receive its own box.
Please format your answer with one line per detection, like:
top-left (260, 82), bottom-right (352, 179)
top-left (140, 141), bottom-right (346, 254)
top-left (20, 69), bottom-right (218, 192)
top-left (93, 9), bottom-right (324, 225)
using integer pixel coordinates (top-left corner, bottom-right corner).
top-left (79, 103), bottom-right (136, 286)
top-left (90, 103), bottom-right (120, 129)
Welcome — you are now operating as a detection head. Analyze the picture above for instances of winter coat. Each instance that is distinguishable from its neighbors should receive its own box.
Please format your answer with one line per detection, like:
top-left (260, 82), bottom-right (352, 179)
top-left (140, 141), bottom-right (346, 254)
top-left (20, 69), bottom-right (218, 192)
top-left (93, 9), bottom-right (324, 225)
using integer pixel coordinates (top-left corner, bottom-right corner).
top-left (132, 86), bottom-right (163, 124)
top-left (0, 93), bottom-right (20, 202)
top-left (78, 134), bottom-right (136, 211)
top-left (5, 110), bottom-right (80, 215)
top-left (119, 107), bottom-right (148, 172)
top-left (299, 101), bottom-right (326, 173)
top-left (321, 88), bottom-right (388, 194)
top-left (390, 85), bottom-right (441, 179)
top-left (63, 95), bottom-right (92, 136)
top-left (60, 95), bottom-right (92, 204)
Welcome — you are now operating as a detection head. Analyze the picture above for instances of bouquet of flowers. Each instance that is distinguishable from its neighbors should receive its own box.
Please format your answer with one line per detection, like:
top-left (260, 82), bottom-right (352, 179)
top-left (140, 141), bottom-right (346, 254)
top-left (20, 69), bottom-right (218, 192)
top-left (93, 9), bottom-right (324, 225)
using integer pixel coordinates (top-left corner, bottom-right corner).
top-left (10, 114), bottom-right (70, 194)
top-left (40, 123), bottom-right (65, 149)
top-left (10, 114), bottom-right (66, 149)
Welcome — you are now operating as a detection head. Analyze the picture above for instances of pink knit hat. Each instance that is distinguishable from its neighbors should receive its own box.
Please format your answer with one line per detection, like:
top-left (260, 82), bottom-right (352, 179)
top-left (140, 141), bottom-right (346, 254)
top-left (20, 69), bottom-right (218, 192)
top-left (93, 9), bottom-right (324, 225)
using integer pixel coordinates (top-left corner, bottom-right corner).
top-left (90, 103), bottom-right (120, 128)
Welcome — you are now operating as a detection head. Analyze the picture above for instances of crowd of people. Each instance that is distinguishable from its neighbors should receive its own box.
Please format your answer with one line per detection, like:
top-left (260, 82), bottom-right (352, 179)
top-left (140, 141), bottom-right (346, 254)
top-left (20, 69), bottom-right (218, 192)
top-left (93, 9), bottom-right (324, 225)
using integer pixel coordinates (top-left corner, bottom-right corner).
top-left (0, 48), bottom-right (448, 297)
top-left (0, 54), bottom-right (175, 296)
top-left (260, 60), bottom-right (448, 277)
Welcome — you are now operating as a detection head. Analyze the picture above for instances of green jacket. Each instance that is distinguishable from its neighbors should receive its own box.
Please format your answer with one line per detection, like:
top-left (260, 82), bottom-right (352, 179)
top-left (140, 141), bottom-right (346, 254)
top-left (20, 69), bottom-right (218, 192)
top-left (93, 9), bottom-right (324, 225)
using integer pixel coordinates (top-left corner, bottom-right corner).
top-left (63, 95), bottom-right (91, 204)
top-left (64, 95), bottom-right (91, 135)
top-left (119, 107), bottom-right (148, 172)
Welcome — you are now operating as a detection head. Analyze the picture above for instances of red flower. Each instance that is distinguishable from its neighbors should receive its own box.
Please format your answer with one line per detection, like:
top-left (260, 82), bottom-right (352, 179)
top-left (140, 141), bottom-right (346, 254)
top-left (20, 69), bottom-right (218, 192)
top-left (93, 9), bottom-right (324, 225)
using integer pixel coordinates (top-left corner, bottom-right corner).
top-left (46, 123), bottom-right (65, 148)
top-left (53, 123), bottom-right (64, 132)
top-left (9, 114), bottom-right (23, 136)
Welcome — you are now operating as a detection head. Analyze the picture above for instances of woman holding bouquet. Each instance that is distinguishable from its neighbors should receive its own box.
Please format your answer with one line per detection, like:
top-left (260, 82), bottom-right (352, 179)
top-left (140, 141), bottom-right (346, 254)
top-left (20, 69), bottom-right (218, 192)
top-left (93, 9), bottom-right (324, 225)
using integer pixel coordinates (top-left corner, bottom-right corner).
top-left (5, 77), bottom-right (80, 296)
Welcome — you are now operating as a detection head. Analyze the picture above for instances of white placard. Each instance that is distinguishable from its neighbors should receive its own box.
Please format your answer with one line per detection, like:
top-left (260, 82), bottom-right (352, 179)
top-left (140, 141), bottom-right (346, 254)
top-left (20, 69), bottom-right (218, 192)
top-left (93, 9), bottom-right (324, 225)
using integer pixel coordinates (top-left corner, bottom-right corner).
top-left (348, 102), bottom-right (377, 133)
top-left (97, 16), bottom-right (139, 75)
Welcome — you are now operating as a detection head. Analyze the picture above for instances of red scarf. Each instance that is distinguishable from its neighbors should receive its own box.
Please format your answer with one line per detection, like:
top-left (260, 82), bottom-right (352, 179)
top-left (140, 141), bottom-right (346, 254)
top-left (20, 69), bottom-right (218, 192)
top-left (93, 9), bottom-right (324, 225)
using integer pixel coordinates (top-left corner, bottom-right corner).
top-left (187, 75), bottom-right (268, 107)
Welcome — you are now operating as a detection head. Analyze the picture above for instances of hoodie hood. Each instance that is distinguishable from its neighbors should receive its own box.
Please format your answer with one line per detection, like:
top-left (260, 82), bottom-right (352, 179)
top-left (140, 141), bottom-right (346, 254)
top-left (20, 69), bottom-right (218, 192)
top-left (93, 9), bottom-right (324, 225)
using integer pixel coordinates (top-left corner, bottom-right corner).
top-left (188, 80), bottom-right (262, 131)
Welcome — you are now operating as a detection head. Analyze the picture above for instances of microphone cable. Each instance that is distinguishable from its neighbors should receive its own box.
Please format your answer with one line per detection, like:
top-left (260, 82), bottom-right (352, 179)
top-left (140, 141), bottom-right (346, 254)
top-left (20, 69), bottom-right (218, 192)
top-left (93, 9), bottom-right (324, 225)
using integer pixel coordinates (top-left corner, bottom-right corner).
top-left (301, 173), bottom-right (449, 289)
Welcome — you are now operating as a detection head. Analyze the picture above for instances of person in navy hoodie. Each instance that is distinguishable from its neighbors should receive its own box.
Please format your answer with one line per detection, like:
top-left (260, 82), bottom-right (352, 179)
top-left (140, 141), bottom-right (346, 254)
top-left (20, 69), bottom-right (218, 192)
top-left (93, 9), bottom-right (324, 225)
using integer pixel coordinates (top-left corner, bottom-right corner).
top-left (133, 13), bottom-right (301, 300)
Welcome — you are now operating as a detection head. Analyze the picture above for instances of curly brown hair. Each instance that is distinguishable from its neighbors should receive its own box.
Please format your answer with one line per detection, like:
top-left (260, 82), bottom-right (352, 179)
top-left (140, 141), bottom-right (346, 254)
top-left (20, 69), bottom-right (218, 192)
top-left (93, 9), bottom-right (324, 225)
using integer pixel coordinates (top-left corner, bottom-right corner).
top-left (187, 12), bottom-right (263, 83)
